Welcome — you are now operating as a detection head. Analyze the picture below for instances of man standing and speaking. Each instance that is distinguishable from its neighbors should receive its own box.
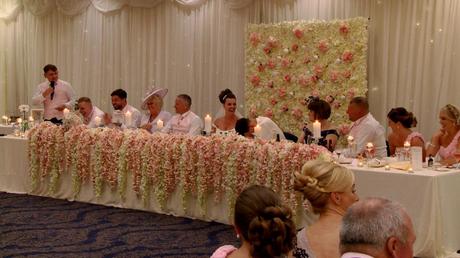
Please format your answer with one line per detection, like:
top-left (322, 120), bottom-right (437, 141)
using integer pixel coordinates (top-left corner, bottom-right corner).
top-left (32, 64), bottom-right (76, 125)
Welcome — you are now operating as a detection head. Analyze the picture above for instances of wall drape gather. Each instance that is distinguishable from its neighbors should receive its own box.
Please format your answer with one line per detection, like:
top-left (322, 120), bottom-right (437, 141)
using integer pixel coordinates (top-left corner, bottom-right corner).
top-left (1, 0), bottom-right (459, 140)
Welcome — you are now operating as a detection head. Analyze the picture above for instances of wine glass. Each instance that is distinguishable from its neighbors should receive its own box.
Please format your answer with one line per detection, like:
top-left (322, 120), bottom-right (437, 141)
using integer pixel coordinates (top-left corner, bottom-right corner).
top-left (365, 144), bottom-right (375, 160)
top-left (454, 150), bottom-right (460, 169)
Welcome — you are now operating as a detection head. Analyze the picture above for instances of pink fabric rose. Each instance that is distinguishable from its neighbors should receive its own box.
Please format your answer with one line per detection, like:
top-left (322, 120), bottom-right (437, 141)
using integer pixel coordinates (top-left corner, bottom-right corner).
top-left (250, 74), bottom-right (260, 86)
top-left (314, 65), bottom-right (324, 76)
top-left (293, 27), bottom-right (303, 39)
top-left (298, 75), bottom-right (308, 87)
top-left (266, 80), bottom-right (274, 88)
top-left (284, 74), bottom-right (292, 83)
top-left (270, 98), bottom-right (278, 106)
top-left (281, 104), bottom-right (289, 112)
top-left (342, 50), bottom-right (353, 62)
top-left (340, 23), bottom-right (349, 35)
top-left (291, 44), bottom-right (299, 51)
top-left (257, 63), bottom-right (265, 72)
top-left (347, 88), bottom-right (356, 99)
top-left (249, 32), bottom-right (261, 46)
top-left (267, 59), bottom-right (276, 69)
top-left (342, 70), bottom-right (352, 79)
top-left (318, 40), bottom-right (329, 53)
top-left (303, 56), bottom-right (311, 64)
top-left (278, 88), bottom-right (287, 98)
top-left (330, 70), bottom-right (340, 82)
top-left (281, 58), bottom-right (290, 68)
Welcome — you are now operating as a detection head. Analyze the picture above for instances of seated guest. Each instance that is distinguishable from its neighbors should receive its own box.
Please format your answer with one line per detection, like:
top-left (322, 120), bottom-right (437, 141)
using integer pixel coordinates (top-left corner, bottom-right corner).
top-left (235, 118), bottom-right (256, 138)
top-left (162, 94), bottom-right (202, 135)
top-left (103, 89), bottom-right (141, 128)
top-left (426, 104), bottom-right (460, 165)
top-left (294, 159), bottom-right (359, 258)
top-left (214, 89), bottom-right (239, 136)
top-left (345, 97), bottom-right (387, 158)
top-left (211, 185), bottom-right (296, 258)
top-left (340, 198), bottom-right (416, 258)
top-left (298, 98), bottom-right (339, 151)
top-left (139, 87), bottom-right (171, 133)
top-left (387, 107), bottom-right (426, 160)
top-left (77, 97), bottom-right (104, 128)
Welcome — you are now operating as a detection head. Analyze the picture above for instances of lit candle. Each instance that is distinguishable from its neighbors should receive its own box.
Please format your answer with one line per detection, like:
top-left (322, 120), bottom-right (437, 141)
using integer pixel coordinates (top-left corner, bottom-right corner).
top-left (408, 167), bottom-right (414, 173)
top-left (313, 120), bottom-right (321, 139)
top-left (28, 116), bottom-right (34, 122)
top-left (385, 165), bottom-right (390, 170)
top-left (204, 114), bottom-right (212, 134)
top-left (156, 119), bottom-right (164, 129)
top-left (254, 124), bottom-right (262, 137)
top-left (17, 118), bottom-right (22, 124)
top-left (94, 116), bottom-right (101, 127)
top-left (366, 142), bottom-right (374, 148)
top-left (357, 161), bottom-right (364, 167)
top-left (125, 111), bottom-right (132, 127)
top-left (404, 141), bottom-right (411, 148)
top-left (2, 115), bottom-right (8, 125)
top-left (63, 108), bottom-right (70, 118)
top-left (347, 135), bottom-right (354, 142)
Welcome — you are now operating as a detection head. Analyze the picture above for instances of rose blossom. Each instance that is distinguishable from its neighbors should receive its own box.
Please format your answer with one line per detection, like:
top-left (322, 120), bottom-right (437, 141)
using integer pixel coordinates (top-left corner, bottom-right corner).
top-left (293, 27), bottom-right (303, 39)
top-left (250, 74), bottom-right (260, 86)
top-left (340, 23), bottom-right (349, 35)
top-left (278, 88), bottom-right (287, 98)
top-left (281, 104), bottom-right (289, 112)
top-left (291, 44), bottom-right (299, 51)
top-left (318, 40), bottom-right (329, 53)
top-left (342, 50), bottom-right (353, 62)
top-left (249, 32), bottom-right (261, 46)
top-left (284, 74), bottom-right (292, 83)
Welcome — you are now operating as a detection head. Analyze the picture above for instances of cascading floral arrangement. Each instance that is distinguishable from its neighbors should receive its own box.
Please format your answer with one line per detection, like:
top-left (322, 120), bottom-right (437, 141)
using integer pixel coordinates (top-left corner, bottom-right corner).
top-left (245, 17), bottom-right (368, 136)
top-left (28, 124), bottom-right (330, 219)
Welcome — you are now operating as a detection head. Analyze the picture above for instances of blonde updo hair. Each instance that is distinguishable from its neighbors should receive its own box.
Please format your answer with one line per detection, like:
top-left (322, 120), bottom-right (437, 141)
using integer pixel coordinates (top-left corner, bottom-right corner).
top-left (441, 104), bottom-right (460, 125)
top-left (294, 159), bottom-right (355, 214)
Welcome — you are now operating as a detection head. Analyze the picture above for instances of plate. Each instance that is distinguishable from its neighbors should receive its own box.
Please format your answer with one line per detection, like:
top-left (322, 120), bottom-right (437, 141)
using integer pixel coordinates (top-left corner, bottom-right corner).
top-left (369, 163), bottom-right (385, 168)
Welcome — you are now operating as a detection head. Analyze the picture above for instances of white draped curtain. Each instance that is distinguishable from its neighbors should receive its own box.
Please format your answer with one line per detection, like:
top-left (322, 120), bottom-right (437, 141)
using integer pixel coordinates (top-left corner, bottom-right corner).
top-left (1, 0), bottom-right (459, 139)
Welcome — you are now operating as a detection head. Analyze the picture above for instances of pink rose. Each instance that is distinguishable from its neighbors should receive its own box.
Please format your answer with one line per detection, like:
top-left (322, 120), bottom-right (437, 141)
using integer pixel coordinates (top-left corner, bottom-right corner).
top-left (263, 46), bottom-right (272, 55)
top-left (339, 23), bottom-right (349, 35)
top-left (266, 36), bottom-right (278, 48)
top-left (249, 32), bottom-right (261, 46)
top-left (303, 56), bottom-right (311, 64)
top-left (342, 70), bottom-right (352, 78)
top-left (342, 50), bottom-right (353, 62)
top-left (310, 75), bottom-right (319, 84)
top-left (284, 74), bottom-right (292, 83)
top-left (250, 75), bottom-right (261, 86)
top-left (267, 59), bottom-right (276, 69)
top-left (314, 65), bottom-right (323, 76)
top-left (265, 108), bottom-right (274, 118)
top-left (270, 98), bottom-right (278, 106)
top-left (281, 58), bottom-right (290, 68)
top-left (266, 80), bottom-right (274, 88)
top-left (293, 28), bottom-right (303, 39)
top-left (330, 70), bottom-right (340, 82)
top-left (257, 63), bottom-right (265, 72)
top-left (281, 104), bottom-right (289, 112)
top-left (291, 44), bottom-right (299, 51)
top-left (347, 88), bottom-right (356, 99)
top-left (278, 88), bottom-right (287, 98)
top-left (298, 75), bottom-right (308, 87)
top-left (318, 40), bottom-right (329, 53)
top-left (291, 108), bottom-right (303, 119)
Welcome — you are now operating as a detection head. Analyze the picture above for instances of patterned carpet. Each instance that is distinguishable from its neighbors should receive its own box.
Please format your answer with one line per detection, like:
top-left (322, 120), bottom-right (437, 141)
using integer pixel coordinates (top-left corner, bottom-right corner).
top-left (0, 192), bottom-right (238, 257)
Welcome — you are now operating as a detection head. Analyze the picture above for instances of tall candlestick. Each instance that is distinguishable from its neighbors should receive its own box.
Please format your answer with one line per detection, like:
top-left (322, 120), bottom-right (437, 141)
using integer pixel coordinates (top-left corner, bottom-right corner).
top-left (254, 124), bottom-right (262, 137)
top-left (125, 111), bottom-right (132, 127)
top-left (94, 116), bottom-right (101, 127)
top-left (157, 119), bottom-right (164, 129)
top-left (63, 108), bottom-right (70, 119)
top-left (313, 120), bottom-right (321, 139)
top-left (204, 114), bottom-right (212, 134)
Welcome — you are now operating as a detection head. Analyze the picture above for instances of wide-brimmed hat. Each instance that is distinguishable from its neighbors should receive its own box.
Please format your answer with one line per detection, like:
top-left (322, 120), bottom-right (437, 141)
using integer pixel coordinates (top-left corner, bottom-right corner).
top-left (141, 87), bottom-right (168, 110)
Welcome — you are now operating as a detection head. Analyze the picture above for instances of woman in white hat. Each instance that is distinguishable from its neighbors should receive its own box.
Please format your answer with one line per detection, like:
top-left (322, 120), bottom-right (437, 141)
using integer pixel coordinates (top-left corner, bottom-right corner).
top-left (140, 87), bottom-right (172, 133)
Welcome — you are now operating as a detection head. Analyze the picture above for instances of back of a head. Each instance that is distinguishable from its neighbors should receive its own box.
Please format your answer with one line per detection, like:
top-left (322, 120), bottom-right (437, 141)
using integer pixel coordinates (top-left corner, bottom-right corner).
top-left (219, 89), bottom-right (236, 104)
top-left (111, 89), bottom-right (127, 99)
top-left (294, 159), bottom-right (354, 214)
top-left (234, 185), bottom-right (296, 258)
top-left (340, 197), bottom-right (409, 254)
top-left (235, 118), bottom-right (250, 136)
top-left (350, 96), bottom-right (369, 111)
top-left (387, 107), bottom-right (417, 128)
top-left (308, 99), bottom-right (332, 120)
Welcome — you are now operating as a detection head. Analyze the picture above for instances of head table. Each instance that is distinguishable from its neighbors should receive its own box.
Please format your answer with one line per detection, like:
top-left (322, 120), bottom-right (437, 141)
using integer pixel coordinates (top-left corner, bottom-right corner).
top-left (0, 129), bottom-right (459, 258)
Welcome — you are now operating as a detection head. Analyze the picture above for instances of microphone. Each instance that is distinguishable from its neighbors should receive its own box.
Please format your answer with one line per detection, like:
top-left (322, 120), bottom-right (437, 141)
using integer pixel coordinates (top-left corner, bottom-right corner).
top-left (50, 81), bottom-right (55, 100)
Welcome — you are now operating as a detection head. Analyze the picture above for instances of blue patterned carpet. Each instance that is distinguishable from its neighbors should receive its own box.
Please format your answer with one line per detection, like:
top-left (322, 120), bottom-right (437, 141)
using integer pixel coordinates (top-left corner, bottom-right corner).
top-left (0, 192), bottom-right (238, 257)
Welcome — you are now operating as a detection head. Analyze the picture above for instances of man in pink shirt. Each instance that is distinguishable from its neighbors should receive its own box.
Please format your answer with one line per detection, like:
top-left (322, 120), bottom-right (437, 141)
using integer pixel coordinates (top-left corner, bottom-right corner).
top-left (32, 64), bottom-right (75, 125)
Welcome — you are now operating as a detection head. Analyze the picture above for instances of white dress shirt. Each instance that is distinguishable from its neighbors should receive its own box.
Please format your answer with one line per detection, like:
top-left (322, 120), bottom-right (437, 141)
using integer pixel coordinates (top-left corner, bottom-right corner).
top-left (113, 104), bottom-right (141, 128)
top-left (256, 116), bottom-right (286, 141)
top-left (162, 110), bottom-right (203, 136)
top-left (349, 113), bottom-right (387, 158)
top-left (84, 106), bottom-right (105, 128)
top-left (341, 252), bottom-right (375, 258)
top-left (140, 110), bottom-right (172, 133)
top-left (32, 79), bottom-right (76, 120)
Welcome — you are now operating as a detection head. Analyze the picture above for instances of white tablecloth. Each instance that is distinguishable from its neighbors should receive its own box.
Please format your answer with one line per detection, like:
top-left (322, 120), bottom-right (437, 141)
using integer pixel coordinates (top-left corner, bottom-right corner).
top-left (0, 125), bottom-right (14, 135)
top-left (0, 136), bottom-right (459, 257)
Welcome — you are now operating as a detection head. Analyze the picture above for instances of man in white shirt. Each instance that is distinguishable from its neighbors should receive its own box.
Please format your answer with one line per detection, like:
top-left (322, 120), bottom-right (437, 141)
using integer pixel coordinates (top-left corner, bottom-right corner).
top-left (162, 94), bottom-right (203, 135)
top-left (77, 97), bottom-right (104, 128)
top-left (32, 64), bottom-right (76, 125)
top-left (255, 116), bottom-right (286, 141)
top-left (340, 198), bottom-right (416, 258)
top-left (103, 89), bottom-right (141, 128)
top-left (346, 97), bottom-right (387, 158)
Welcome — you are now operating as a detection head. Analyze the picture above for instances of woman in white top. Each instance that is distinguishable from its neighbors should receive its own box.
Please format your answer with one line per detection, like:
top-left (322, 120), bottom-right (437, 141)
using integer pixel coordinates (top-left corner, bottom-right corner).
top-left (213, 89), bottom-right (239, 136)
top-left (139, 87), bottom-right (171, 133)
top-left (294, 159), bottom-right (359, 258)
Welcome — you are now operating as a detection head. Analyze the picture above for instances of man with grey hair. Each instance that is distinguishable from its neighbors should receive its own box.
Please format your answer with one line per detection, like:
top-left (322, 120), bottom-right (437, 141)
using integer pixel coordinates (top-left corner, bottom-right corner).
top-left (339, 197), bottom-right (416, 258)
top-left (162, 94), bottom-right (203, 135)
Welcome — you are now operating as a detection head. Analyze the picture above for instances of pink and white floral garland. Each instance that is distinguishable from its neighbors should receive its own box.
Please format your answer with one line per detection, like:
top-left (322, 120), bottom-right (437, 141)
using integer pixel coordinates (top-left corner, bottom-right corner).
top-left (28, 126), bottom-right (330, 218)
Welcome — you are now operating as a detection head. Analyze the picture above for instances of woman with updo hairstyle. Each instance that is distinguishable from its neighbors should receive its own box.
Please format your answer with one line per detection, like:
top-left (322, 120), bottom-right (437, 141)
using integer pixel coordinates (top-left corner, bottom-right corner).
top-left (427, 104), bottom-right (460, 165)
top-left (387, 107), bottom-right (426, 160)
top-left (211, 185), bottom-right (296, 258)
top-left (294, 159), bottom-right (358, 258)
top-left (214, 89), bottom-right (240, 136)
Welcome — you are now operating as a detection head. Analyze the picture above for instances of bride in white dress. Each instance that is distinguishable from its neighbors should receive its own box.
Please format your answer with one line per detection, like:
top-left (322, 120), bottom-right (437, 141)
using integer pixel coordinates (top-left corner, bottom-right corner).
top-left (213, 89), bottom-right (240, 136)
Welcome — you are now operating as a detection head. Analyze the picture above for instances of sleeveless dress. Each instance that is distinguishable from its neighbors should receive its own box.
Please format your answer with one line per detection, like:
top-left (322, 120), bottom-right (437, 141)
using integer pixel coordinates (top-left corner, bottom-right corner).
top-left (438, 130), bottom-right (460, 159)
top-left (294, 227), bottom-right (314, 258)
top-left (302, 127), bottom-right (339, 151)
top-left (405, 131), bottom-right (425, 145)
top-left (215, 127), bottom-right (236, 137)
top-left (210, 245), bottom-right (237, 258)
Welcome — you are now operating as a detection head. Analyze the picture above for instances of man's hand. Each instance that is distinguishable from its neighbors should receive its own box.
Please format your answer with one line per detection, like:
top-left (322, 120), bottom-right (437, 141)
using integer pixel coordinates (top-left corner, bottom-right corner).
top-left (55, 104), bottom-right (66, 111)
top-left (42, 87), bottom-right (54, 98)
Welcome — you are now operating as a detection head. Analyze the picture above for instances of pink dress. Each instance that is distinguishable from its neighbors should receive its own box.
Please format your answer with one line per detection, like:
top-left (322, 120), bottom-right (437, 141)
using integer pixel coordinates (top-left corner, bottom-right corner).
top-left (406, 132), bottom-right (425, 146)
top-left (438, 130), bottom-right (460, 159)
top-left (210, 245), bottom-right (237, 258)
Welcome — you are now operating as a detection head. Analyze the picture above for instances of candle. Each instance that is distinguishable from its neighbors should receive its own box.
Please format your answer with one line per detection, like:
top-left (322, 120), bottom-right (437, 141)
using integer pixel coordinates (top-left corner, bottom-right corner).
top-left (254, 124), bottom-right (262, 137)
top-left (384, 165), bottom-right (390, 170)
top-left (156, 119), bottom-right (164, 129)
top-left (357, 161), bottom-right (364, 167)
top-left (63, 108), bottom-right (70, 118)
top-left (94, 116), bottom-right (101, 127)
top-left (125, 111), bottom-right (132, 127)
top-left (366, 142), bottom-right (374, 148)
top-left (347, 135), bottom-right (354, 142)
top-left (404, 141), bottom-right (411, 148)
top-left (408, 167), bottom-right (414, 173)
top-left (17, 118), bottom-right (22, 124)
top-left (204, 114), bottom-right (212, 134)
top-left (28, 116), bottom-right (34, 123)
top-left (2, 115), bottom-right (8, 125)
top-left (313, 120), bottom-right (321, 139)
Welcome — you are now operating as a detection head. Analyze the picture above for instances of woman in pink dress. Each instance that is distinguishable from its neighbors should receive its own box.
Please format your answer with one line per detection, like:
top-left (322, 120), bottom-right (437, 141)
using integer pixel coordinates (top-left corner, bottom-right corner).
top-left (427, 104), bottom-right (460, 165)
top-left (387, 107), bottom-right (426, 160)
top-left (210, 185), bottom-right (296, 258)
